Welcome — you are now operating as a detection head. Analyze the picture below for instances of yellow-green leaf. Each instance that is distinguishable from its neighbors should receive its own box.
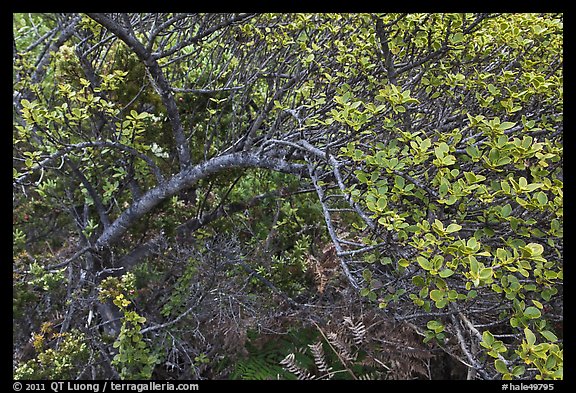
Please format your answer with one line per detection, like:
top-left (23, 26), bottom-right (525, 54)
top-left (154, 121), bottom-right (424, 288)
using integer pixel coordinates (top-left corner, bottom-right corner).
top-left (524, 327), bottom-right (536, 346)
top-left (495, 359), bottom-right (508, 374)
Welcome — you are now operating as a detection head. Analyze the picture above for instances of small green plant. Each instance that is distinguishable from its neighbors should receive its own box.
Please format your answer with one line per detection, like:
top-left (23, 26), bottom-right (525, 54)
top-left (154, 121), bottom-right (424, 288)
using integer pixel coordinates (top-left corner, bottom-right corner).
top-left (27, 262), bottom-right (65, 291)
top-left (230, 328), bottom-right (318, 380)
top-left (99, 273), bottom-right (158, 379)
top-left (161, 258), bottom-right (198, 317)
top-left (424, 320), bottom-right (446, 344)
top-left (14, 328), bottom-right (89, 380)
top-left (13, 228), bottom-right (26, 250)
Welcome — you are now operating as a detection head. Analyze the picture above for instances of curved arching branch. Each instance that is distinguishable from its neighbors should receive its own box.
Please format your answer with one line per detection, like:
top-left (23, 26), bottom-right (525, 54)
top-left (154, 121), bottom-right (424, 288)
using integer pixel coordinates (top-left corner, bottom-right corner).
top-left (94, 151), bottom-right (306, 249)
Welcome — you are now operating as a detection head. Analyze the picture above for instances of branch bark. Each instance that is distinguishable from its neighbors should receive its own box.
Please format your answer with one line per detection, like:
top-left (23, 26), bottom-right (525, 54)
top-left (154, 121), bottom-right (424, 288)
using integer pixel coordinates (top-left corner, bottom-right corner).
top-left (308, 162), bottom-right (359, 289)
top-left (375, 17), bottom-right (398, 86)
top-left (94, 152), bottom-right (306, 250)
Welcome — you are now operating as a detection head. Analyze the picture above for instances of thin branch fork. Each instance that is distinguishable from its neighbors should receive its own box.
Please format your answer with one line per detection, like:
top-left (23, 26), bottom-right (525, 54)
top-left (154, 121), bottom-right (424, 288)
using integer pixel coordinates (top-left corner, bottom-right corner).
top-left (140, 304), bottom-right (197, 335)
top-left (266, 138), bottom-right (376, 231)
top-left (308, 162), bottom-right (359, 289)
top-left (336, 241), bottom-right (389, 257)
top-left (150, 13), bottom-right (257, 60)
top-left (450, 314), bottom-right (493, 380)
top-left (13, 245), bottom-right (93, 274)
top-left (458, 312), bottom-right (511, 367)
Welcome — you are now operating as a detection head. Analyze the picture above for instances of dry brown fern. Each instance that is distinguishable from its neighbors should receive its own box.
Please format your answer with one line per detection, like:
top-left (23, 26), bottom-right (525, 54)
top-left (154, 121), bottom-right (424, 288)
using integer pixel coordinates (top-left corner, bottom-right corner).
top-left (278, 307), bottom-right (436, 380)
top-left (344, 316), bottom-right (366, 346)
top-left (280, 353), bottom-right (314, 380)
top-left (308, 341), bottom-right (333, 378)
top-left (307, 243), bottom-right (340, 294)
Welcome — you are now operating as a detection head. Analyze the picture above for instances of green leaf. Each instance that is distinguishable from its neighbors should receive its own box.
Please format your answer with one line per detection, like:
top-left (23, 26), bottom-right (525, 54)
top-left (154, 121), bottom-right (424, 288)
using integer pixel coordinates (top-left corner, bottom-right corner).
top-left (445, 223), bottom-right (462, 234)
top-left (482, 330), bottom-right (495, 346)
top-left (356, 171), bottom-right (368, 183)
top-left (433, 219), bottom-right (444, 233)
top-left (445, 195), bottom-right (458, 205)
top-left (535, 191), bottom-right (548, 205)
top-left (494, 359), bottom-right (508, 374)
top-left (469, 255), bottom-right (479, 274)
top-left (525, 243), bottom-right (544, 256)
top-left (467, 237), bottom-right (478, 250)
top-left (439, 268), bottom-right (455, 278)
top-left (435, 298), bottom-right (448, 308)
top-left (464, 172), bottom-right (476, 183)
top-left (512, 365), bottom-right (526, 377)
top-left (479, 268), bottom-right (493, 281)
top-left (430, 289), bottom-right (443, 302)
top-left (498, 122), bottom-right (516, 131)
top-left (412, 275), bottom-right (425, 287)
top-left (545, 355), bottom-right (557, 370)
top-left (540, 330), bottom-right (558, 342)
top-left (450, 32), bottom-right (464, 44)
top-left (419, 287), bottom-right (429, 298)
top-left (426, 320), bottom-right (444, 333)
top-left (524, 327), bottom-right (536, 346)
top-left (394, 175), bottom-right (405, 189)
top-left (377, 197), bottom-right (388, 209)
top-left (417, 256), bottom-right (433, 271)
top-left (398, 259), bottom-right (410, 268)
top-left (531, 300), bottom-right (543, 309)
top-left (524, 183), bottom-right (543, 192)
top-left (434, 142), bottom-right (450, 159)
top-left (488, 84), bottom-right (499, 96)
top-left (501, 204), bottom-right (512, 218)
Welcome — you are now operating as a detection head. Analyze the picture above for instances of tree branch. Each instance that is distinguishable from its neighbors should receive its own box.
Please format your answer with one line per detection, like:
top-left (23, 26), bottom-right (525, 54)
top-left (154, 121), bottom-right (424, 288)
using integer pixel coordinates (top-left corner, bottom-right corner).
top-left (151, 13), bottom-right (257, 60)
top-left (450, 314), bottom-right (494, 380)
top-left (308, 163), bottom-right (359, 289)
top-left (375, 17), bottom-right (398, 85)
top-left (94, 152), bottom-right (306, 250)
top-left (67, 160), bottom-right (111, 229)
top-left (87, 13), bottom-right (191, 170)
top-left (14, 141), bottom-right (165, 186)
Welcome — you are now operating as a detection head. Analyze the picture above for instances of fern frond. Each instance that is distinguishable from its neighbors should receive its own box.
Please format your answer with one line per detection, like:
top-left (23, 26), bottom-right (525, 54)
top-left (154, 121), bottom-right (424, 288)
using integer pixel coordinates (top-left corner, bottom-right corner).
top-left (280, 353), bottom-right (314, 380)
top-left (327, 332), bottom-right (355, 362)
top-left (308, 341), bottom-right (333, 378)
top-left (358, 372), bottom-right (381, 380)
top-left (344, 317), bottom-right (366, 346)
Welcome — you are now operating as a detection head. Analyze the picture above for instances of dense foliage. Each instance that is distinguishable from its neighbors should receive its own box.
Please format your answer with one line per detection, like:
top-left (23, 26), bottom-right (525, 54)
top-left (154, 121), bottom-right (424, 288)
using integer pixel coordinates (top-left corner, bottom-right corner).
top-left (13, 13), bottom-right (562, 380)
